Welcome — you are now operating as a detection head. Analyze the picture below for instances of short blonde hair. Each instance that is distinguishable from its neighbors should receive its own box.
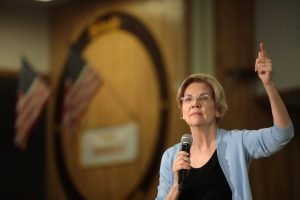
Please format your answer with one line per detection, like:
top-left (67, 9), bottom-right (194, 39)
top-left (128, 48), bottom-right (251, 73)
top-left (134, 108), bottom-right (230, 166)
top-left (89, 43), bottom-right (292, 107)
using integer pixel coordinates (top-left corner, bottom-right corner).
top-left (176, 73), bottom-right (228, 123)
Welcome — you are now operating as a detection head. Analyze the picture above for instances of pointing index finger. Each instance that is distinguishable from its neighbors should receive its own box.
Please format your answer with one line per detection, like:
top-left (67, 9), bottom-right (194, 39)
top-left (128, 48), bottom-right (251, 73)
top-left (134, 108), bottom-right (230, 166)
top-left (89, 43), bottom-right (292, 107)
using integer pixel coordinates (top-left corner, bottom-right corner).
top-left (260, 42), bottom-right (268, 58)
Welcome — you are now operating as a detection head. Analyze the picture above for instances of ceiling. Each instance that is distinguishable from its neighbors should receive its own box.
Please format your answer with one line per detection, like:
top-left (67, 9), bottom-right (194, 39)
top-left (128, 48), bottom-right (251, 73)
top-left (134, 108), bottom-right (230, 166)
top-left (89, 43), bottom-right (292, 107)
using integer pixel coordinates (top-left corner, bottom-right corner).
top-left (0, 0), bottom-right (84, 9)
top-left (1, 0), bottom-right (136, 10)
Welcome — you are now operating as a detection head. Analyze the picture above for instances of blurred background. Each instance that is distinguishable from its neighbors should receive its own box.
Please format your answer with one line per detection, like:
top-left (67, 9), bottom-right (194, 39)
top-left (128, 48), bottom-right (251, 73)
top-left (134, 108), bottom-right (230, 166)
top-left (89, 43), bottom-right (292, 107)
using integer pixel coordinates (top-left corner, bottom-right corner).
top-left (0, 0), bottom-right (299, 199)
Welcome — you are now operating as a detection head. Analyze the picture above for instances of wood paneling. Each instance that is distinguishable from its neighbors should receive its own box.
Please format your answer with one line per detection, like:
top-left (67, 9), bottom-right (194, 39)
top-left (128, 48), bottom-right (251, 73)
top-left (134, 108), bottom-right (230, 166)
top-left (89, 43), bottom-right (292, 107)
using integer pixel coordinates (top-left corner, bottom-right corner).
top-left (214, 0), bottom-right (300, 199)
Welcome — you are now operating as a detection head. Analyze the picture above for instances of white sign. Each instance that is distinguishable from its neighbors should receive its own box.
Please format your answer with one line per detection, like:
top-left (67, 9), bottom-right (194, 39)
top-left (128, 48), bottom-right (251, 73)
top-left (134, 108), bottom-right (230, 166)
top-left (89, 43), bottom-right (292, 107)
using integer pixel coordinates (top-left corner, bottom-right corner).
top-left (80, 121), bottom-right (139, 167)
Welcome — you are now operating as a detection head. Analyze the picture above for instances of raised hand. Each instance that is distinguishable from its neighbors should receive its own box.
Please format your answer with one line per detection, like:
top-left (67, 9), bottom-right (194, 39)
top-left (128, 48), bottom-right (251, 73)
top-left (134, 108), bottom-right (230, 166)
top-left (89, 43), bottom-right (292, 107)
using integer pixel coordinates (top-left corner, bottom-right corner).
top-left (255, 42), bottom-right (273, 86)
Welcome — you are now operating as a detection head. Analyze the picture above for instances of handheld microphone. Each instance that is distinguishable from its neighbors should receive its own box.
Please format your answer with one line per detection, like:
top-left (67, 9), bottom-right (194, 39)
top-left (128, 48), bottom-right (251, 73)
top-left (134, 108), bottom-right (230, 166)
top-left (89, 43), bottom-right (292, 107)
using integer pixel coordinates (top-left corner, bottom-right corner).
top-left (178, 134), bottom-right (193, 191)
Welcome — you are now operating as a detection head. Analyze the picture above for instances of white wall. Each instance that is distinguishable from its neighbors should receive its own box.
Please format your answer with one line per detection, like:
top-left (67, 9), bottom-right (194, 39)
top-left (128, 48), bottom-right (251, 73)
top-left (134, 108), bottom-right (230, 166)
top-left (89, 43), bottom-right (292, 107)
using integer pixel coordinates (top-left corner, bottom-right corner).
top-left (255, 0), bottom-right (300, 91)
top-left (191, 0), bottom-right (214, 75)
top-left (0, 2), bottom-right (50, 73)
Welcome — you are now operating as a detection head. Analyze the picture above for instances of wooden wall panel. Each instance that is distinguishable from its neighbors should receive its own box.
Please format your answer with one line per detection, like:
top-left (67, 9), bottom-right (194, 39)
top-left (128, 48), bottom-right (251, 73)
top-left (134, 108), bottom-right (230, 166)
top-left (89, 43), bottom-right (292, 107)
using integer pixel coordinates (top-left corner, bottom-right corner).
top-left (214, 0), bottom-right (300, 199)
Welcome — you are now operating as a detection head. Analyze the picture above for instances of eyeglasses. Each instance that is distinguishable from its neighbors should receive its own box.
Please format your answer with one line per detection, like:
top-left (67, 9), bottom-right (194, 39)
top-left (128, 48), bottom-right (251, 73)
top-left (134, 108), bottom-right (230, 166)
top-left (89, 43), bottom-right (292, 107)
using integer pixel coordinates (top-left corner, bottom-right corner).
top-left (181, 93), bottom-right (211, 104)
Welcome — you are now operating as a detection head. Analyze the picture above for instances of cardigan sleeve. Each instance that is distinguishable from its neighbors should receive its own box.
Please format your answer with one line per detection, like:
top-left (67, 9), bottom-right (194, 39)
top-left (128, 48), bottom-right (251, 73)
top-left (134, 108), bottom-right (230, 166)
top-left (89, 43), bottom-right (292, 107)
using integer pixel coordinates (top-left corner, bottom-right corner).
top-left (155, 145), bottom-right (178, 200)
top-left (242, 122), bottom-right (294, 159)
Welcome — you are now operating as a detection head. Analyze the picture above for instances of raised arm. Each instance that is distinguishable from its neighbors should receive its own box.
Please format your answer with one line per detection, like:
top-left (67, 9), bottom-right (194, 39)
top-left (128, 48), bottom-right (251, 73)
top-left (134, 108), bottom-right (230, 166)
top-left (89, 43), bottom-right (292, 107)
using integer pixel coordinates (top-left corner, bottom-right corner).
top-left (255, 42), bottom-right (291, 128)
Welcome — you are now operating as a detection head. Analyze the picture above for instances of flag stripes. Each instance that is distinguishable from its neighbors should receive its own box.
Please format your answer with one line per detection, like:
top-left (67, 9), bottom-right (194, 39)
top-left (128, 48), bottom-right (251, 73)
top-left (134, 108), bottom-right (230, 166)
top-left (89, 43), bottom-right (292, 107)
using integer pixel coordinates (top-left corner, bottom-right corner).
top-left (15, 58), bottom-right (50, 150)
top-left (62, 48), bottom-right (101, 135)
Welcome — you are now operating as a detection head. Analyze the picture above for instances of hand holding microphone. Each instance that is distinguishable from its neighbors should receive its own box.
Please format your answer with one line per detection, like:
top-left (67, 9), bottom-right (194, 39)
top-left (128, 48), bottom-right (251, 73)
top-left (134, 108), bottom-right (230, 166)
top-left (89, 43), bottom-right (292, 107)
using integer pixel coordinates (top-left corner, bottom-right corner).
top-left (173, 134), bottom-right (193, 192)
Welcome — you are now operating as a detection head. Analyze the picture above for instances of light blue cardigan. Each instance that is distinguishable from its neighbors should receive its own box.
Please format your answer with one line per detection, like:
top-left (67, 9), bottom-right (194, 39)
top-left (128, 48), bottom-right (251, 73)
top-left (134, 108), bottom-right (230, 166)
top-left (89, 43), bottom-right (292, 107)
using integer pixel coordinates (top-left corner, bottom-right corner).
top-left (155, 123), bottom-right (294, 200)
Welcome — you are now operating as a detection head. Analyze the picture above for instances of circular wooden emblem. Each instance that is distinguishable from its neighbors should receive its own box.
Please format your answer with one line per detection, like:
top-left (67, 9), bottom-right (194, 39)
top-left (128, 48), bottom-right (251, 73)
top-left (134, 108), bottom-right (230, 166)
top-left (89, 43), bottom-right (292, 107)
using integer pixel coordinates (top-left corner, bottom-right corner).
top-left (54, 12), bottom-right (169, 199)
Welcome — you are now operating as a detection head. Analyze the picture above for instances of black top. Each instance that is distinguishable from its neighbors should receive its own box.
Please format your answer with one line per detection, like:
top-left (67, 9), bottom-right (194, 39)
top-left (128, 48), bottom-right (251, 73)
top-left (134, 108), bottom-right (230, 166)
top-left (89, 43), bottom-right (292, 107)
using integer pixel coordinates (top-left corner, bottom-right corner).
top-left (179, 150), bottom-right (232, 200)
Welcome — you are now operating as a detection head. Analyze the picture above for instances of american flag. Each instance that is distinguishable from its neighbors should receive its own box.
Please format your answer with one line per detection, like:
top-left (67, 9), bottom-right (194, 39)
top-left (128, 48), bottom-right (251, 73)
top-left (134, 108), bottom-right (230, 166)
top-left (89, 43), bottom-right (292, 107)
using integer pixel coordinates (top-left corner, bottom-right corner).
top-left (15, 58), bottom-right (51, 150)
top-left (62, 48), bottom-right (102, 135)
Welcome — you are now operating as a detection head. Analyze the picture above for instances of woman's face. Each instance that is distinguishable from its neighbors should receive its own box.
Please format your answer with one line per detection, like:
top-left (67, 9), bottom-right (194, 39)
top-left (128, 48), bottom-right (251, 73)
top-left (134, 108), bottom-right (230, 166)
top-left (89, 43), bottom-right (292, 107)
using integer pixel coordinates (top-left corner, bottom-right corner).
top-left (181, 82), bottom-right (220, 127)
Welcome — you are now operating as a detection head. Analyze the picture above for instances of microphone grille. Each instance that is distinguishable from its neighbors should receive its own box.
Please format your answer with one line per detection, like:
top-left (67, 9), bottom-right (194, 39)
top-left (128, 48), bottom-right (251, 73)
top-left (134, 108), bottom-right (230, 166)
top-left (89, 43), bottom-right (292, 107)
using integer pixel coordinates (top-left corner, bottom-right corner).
top-left (181, 134), bottom-right (193, 144)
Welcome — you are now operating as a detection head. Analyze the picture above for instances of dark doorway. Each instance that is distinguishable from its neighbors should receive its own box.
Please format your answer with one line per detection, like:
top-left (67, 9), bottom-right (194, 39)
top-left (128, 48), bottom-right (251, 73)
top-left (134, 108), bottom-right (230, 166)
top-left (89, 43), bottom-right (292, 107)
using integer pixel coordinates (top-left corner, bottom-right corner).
top-left (0, 75), bottom-right (45, 200)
